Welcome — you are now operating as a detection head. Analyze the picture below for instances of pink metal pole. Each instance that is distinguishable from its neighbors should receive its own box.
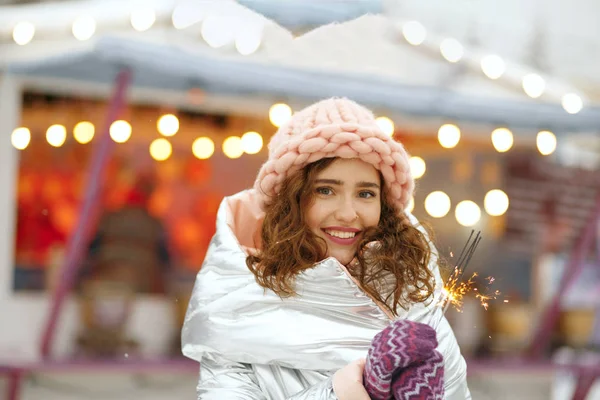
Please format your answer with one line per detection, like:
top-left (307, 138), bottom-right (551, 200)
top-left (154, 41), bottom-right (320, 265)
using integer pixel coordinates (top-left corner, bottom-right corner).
top-left (571, 374), bottom-right (597, 400)
top-left (7, 370), bottom-right (23, 400)
top-left (528, 192), bottom-right (600, 358)
top-left (40, 68), bottom-right (132, 358)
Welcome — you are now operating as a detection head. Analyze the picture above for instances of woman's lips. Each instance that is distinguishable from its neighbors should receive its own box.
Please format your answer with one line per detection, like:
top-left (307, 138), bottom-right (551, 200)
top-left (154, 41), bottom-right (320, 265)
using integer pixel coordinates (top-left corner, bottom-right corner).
top-left (322, 228), bottom-right (361, 246)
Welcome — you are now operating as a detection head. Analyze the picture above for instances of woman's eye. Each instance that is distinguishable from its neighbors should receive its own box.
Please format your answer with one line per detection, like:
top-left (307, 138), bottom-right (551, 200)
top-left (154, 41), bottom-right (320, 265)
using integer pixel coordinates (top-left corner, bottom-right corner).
top-left (316, 187), bottom-right (333, 196)
top-left (359, 191), bottom-right (376, 199)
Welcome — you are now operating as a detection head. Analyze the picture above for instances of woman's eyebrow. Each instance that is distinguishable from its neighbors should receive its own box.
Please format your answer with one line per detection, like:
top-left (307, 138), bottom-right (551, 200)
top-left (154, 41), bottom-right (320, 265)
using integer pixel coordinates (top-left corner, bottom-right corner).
top-left (315, 179), bottom-right (343, 185)
top-left (315, 179), bottom-right (380, 189)
top-left (357, 181), bottom-right (380, 189)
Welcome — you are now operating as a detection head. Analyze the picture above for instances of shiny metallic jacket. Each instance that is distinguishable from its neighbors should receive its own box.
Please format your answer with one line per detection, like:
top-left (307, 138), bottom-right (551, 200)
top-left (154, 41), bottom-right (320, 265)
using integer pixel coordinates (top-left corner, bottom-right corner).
top-left (182, 190), bottom-right (471, 399)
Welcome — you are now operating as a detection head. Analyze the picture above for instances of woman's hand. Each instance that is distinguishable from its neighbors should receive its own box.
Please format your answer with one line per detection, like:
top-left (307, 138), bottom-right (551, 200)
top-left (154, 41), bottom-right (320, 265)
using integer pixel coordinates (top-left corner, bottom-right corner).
top-left (332, 358), bottom-right (371, 400)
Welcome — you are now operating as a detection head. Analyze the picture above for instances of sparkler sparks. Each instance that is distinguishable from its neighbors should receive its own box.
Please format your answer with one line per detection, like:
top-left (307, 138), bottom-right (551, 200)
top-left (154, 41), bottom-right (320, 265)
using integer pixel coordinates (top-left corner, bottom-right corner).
top-left (438, 272), bottom-right (501, 313)
top-left (433, 230), bottom-right (503, 328)
top-left (438, 269), bottom-right (480, 312)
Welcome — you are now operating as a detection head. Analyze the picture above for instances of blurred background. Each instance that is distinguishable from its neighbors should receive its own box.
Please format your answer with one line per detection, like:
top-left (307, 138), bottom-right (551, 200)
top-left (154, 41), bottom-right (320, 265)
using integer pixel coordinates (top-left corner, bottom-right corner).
top-left (0, 0), bottom-right (599, 399)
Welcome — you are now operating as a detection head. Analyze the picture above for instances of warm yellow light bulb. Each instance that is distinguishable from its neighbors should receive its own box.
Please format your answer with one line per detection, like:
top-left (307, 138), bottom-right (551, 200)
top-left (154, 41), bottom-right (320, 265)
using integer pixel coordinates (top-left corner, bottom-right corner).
top-left (11, 127), bottom-right (31, 150)
top-left (46, 124), bottom-right (67, 147)
top-left (109, 120), bottom-right (132, 143)
top-left (149, 138), bottom-right (172, 161)
top-left (222, 136), bottom-right (244, 159)
top-left (192, 137), bottom-right (215, 159)
top-left (157, 114), bottom-right (179, 137)
top-left (73, 121), bottom-right (95, 144)
top-left (425, 191), bottom-right (451, 218)
top-left (241, 131), bottom-right (263, 154)
top-left (269, 103), bottom-right (292, 128)
top-left (409, 156), bottom-right (426, 179)
top-left (376, 117), bottom-right (395, 137)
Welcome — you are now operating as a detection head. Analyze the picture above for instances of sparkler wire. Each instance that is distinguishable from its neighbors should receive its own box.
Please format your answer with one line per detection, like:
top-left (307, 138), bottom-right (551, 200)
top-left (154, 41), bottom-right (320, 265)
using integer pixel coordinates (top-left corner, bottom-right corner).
top-left (431, 230), bottom-right (482, 329)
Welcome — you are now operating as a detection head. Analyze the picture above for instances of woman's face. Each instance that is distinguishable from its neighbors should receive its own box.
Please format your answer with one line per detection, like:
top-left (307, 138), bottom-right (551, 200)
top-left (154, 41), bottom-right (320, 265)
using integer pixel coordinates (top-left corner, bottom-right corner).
top-left (305, 158), bottom-right (382, 265)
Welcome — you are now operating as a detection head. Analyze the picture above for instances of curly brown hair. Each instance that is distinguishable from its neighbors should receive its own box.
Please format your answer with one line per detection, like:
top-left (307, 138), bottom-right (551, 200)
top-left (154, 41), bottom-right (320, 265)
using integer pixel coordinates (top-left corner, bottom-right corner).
top-left (247, 157), bottom-right (436, 316)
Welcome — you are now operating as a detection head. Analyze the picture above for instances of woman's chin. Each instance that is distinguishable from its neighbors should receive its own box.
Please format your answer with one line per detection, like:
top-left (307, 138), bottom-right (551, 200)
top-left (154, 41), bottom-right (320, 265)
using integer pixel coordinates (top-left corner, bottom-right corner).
top-left (329, 252), bottom-right (355, 267)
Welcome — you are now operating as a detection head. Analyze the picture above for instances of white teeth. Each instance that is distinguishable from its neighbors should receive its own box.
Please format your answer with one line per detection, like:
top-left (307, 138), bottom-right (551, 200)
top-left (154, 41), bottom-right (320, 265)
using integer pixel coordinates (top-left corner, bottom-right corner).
top-left (325, 230), bottom-right (356, 239)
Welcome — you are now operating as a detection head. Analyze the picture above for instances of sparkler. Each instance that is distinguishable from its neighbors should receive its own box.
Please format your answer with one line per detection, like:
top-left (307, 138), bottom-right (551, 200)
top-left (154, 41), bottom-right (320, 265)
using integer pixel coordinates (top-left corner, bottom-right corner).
top-left (432, 230), bottom-right (489, 329)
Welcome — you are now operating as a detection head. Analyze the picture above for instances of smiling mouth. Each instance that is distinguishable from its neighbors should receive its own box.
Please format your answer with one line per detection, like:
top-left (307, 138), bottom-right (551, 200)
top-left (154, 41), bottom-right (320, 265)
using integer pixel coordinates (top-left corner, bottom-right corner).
top-left (323, 229), bottom-right (357, 239)
top-left (321, 229), bottom-right (361, 245)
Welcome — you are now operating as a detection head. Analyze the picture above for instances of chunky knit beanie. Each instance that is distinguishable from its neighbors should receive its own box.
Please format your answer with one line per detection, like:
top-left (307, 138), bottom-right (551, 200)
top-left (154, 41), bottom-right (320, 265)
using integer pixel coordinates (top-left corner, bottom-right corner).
top-left (254, 98), bottom-right (414, 211)
top-left (364, 319), bottom-right (445, 400)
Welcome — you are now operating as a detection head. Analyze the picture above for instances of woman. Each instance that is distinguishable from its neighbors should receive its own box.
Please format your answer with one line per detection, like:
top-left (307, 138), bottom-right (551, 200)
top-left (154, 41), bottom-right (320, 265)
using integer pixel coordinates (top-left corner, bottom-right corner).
top-left (182, 98), bottom-right (471, 399)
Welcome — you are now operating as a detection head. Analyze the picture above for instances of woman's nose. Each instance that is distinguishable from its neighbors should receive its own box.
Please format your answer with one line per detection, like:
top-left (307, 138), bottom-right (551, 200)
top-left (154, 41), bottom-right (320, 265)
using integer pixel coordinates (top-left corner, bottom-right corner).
top-left (335, 199), bottom-right (358, 222)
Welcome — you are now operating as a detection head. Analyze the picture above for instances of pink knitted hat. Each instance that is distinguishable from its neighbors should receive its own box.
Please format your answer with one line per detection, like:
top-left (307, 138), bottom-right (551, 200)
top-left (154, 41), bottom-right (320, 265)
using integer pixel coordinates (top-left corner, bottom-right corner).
top-left (254, 98), bottom-right (414, 210)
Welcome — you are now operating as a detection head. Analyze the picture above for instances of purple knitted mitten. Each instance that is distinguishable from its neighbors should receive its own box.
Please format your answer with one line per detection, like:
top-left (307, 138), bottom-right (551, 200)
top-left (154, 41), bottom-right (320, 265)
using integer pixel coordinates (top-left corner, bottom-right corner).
top-left (363, 319), bottom-right (445, 400)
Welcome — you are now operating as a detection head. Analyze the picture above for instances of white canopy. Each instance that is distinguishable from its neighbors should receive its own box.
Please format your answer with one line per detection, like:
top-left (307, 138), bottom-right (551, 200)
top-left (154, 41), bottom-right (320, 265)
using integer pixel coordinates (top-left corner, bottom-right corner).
top-left (1, 0), bottom-right (599, 133)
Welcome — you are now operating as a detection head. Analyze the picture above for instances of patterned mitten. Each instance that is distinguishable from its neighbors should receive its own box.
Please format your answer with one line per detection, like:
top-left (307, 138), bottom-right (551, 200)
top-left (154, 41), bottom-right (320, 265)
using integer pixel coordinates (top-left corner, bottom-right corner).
top-left (363, 319), bottom-right (445, 400)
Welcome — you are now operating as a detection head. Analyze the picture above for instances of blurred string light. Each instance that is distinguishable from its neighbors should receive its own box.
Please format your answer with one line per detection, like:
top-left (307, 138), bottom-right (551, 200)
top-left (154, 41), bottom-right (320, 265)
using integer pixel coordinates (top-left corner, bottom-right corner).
top-left (438, 124), bottom-right (461, 149)
top-left (536, 130), bottom-right (557, 155)
top-left (561, 93), bottom-right (583, 114)
top-left (192, 137), bottom-right (215, 159)
top-left (13, 22), bottom-right (35, 45)
top-left (484, 189), bottom-right (509, 216)
top-left (11, 127), bottom-right (31, 150)
top-left (236, 34), bottom-right (262, 55)
top-left (109, 120), bottom-right (132, 143)
top-left (223, 136), bottom-right (244, 159)
top-left (269, 103), bottom-right (292, 128)
top-left (72, 16), bottom-right (96, 41)
top-left (402, 21), bottom-right (426, 45)
top-left (491, 127), bottom-right (513, 152)
top-left (375, 116), bottom-right (395, 136)
top-left (171, 0), bottom-right (204, 29)
top-left (480, 55), bottom-right (505, 80)
top-left (440, 38), bottom-right (463, 63)
top-left (201, 15), bottom-right (236, 48)
top-left (73, 121), bottom-right (94, 144)
top-left (522, 73), bottom-right (545, 98)
top-left (241, 131), bottom-right (263, 154)
top-left (172, 1), bottom-right (263, 55)
top-left (149, 138), bottom-right (172, 161)
top-left (394, 21), bottom-right (583, 112)
top-left (46, 124), bottom-right (67, 147)
top-left (235, 22), bottom-right (263, 55)
top-left (424, 191), bottom-right (451, 218)
top-left (455, 200), bottom-right (481, 227)
top-left (409, 156), bottom-right (426, 179)
top-left (157, 114), bottom-right (179, 137)
top-left (6, 11), bottom-right (585, 117)
top-left (131, 7), bottom-right (155, 32)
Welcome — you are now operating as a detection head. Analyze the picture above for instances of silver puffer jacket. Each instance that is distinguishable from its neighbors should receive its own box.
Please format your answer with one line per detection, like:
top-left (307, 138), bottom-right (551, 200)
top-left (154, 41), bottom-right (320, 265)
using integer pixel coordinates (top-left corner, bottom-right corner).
top-left (182, 190), bottom-right (471, 399)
